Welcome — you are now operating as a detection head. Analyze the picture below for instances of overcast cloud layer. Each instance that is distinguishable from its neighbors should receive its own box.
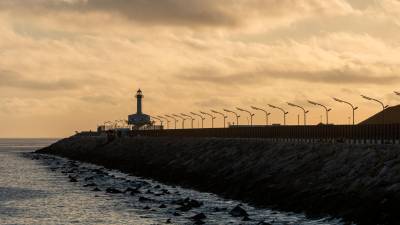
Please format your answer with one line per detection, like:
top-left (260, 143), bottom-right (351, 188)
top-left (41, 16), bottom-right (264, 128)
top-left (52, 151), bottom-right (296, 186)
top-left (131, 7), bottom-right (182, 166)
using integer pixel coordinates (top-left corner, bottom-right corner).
top-left (1, 0), bottom-right (400, 137)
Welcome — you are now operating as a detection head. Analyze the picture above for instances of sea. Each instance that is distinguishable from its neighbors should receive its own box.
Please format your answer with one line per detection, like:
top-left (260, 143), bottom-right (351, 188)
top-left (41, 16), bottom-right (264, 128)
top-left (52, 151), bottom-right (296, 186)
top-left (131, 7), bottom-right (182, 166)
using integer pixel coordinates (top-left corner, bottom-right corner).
top-left (0, 139), bottom-right (346, 225)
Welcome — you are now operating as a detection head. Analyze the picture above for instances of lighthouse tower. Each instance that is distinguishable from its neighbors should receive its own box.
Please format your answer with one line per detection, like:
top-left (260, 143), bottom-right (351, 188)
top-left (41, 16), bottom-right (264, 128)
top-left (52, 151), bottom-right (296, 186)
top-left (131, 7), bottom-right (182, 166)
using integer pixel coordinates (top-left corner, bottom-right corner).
top-left (128, 89), bottom-right (151, 128)
top-left (136, 89), bottom-right (143, 114)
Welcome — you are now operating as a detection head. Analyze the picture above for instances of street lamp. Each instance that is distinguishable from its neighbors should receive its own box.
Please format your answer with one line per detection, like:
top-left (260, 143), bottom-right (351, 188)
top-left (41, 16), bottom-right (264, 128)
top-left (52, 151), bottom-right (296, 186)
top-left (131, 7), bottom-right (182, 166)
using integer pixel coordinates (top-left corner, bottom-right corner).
top-left (191, 112), bottom-right (205, 128)
top-left (173, 114), bottom-right (186, 129)
top-left (181, 113), bottom-right (194, 129)
top-left (268, 104), bottom-right (288, 125)
top-left (200, 111), bottom-right (216, 128)
top-left (251, 106), bottom-right (271, 125)
top-left (333, 97), bottom-right (358, 125)
top-left (165, 115), bottom-right (177, 129)
top-left (223, 109), bottom-right (240, 127)
top-left (236, 107), bottom-right (255, 126)
top-left (361, 95), bottom-right (389, 124)
top-left (157, 115), bottom-right (170, 129)
top-left (211, 110), bottom-right (228, 128)
top-left (308, 100), bottom-right (331, 125)
top-left (287, 103), bottom-right (309, 125)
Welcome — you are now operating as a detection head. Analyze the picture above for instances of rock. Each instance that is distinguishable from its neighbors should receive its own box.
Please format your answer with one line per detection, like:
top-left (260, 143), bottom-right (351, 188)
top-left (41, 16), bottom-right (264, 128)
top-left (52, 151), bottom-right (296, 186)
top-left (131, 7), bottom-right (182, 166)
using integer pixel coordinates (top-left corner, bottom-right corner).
top-left (173, 212), bottom-right (181, 216)
top-left (139, 196), bottom-right (153, 203)
top-left (176, 205), bottom-right (192, 212)
top-left (67, 169), bottom-right (76, 173)
top-left (191, 213), bottom-right (206, 221)
top-left (242, 215), bottom-right (251, 221)
top-left (143, 206), bottom-right (150, 210)
top-left (127, 187), bottom-right (141, 194)
top-left (68, 175), bottom-right (78, 182)
top-left (92, 187), bottom-right (101, 192)
top-left (188, 199), bottom-right (202, 208)
top-left (229, 205), bottom-right (248, 217)
top-left (161, 189), bottom-right (170, 194)
top-left (83, 183), bottom-right (96, 187)
top-left (84, 176), bottom-right (94, 181)
top-left (256, 221), bottom-right (272, 225)
top-left (159, 204), bottom-right (167, 208)
top-left (124, 187), bottom-right (138, 193)
top-left (154, 185), bottom-right (161, 189)
top-left (173, 198), bottom-right (203, 212)
top-left (173, 198), bottom-right (203, 208)
top-left (106, 188), bottom-right (122, 194)
top-left (166, 218), bottom-right (171, 224)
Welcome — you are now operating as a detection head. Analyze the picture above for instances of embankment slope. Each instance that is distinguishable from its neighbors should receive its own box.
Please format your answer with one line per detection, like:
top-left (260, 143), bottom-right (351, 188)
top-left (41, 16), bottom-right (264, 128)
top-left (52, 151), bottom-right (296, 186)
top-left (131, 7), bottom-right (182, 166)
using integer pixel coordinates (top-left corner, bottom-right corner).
top-left (360, 105), bottom-right (400, 124)
top-left (37, 135), bottom-right (400, 225)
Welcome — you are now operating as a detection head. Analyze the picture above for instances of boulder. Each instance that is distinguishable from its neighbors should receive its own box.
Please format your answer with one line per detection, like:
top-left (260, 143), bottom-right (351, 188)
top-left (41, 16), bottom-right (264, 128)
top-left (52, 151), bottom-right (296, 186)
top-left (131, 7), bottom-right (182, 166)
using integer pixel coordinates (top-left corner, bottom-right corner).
top-left (139, 196), bottom-right (153, 203)
top-left (106, 188), bottom-right (122, 194)
top-left (191, 213), bottom-right (206, 221)
top-left (229, 205), bottom-right (248, 217)
top-left (92, 187), bottom-right (101, 192)
top-left (242, 215), bottom-right (251, 221)
top-left (68, 175), bottom-right (78, 182)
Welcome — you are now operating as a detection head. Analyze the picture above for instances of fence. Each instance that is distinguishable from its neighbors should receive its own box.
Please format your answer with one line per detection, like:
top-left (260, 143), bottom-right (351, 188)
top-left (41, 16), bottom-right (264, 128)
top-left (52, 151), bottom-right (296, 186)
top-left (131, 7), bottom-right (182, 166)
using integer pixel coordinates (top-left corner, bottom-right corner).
top-left (128, 124), bottom-right (400, 144)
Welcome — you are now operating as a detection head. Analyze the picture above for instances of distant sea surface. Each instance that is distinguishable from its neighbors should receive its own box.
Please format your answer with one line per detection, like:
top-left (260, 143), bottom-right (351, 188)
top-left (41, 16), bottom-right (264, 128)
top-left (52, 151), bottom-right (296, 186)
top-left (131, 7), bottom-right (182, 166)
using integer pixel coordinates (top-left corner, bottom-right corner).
top-left (0, 139), bottom-right (345, 225)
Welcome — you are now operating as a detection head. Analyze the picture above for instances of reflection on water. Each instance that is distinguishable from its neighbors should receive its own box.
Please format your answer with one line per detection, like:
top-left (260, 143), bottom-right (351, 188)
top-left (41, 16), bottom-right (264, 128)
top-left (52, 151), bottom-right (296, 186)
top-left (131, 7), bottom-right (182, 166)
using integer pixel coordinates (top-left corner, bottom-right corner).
top-left (0, 139), bottom-right (346, 225)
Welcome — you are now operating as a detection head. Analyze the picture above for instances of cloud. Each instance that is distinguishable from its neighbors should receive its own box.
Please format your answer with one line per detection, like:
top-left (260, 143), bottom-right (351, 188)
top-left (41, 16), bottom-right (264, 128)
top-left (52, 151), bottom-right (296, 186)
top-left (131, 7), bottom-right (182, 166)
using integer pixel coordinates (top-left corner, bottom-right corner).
top-left (0, 70), bottom-right (81, 90)
top-left (0, 70), bottom-right (113, 91)
top-left (1, 0), bottom-right (400, 137)
top-left (195, 98), bottom-right (231, 108)
top-left (0, 0), bottom-right (355, 29)
top-left (273, 67), bottom-right (400, 84)
top-left (80, 94), bottom-right (118, 105)
top-left (179, 66), bottom-right (400, 86)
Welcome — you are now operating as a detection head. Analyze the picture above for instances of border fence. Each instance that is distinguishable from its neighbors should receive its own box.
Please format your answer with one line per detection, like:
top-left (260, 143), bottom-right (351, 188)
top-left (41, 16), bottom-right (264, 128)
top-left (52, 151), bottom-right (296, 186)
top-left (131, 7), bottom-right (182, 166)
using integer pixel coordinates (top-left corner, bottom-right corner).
top-left (127, 124), bottom-right (400, 144)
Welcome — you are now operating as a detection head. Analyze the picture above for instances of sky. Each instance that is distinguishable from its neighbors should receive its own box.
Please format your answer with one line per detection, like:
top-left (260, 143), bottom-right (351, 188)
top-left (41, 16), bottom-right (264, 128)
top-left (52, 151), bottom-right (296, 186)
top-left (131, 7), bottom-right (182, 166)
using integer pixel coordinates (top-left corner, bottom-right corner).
top-left (1, 0), bottom-right (400, 137)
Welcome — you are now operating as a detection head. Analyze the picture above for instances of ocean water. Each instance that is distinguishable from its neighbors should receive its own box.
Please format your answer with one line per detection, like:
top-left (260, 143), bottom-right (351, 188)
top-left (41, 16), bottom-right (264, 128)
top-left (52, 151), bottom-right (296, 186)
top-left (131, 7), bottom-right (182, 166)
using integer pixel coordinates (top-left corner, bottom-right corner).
top-left (0, 139), bottom-right (346, 225)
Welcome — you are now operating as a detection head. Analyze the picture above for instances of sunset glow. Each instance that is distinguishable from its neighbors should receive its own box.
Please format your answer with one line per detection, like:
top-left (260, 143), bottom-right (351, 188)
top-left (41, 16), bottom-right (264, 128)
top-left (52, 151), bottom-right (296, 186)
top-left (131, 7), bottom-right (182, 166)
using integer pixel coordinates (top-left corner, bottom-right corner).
top-left (1, 0), bottom-right (400, 137)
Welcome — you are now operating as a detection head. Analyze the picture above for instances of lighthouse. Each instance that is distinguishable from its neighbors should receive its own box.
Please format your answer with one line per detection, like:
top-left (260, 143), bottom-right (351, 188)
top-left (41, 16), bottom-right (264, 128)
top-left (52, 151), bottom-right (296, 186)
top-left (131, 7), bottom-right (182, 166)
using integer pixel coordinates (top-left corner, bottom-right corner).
top-left (128, 89), bottom-right (151, 128)
top-left (136, 89), bottom-right (143, 114)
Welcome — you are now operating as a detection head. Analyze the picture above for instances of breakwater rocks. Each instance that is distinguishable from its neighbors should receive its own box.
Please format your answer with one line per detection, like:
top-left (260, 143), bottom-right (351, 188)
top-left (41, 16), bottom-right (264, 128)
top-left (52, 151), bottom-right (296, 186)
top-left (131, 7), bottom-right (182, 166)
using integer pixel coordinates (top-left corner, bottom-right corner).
top-left (36, 135), bottom-right (400, 225)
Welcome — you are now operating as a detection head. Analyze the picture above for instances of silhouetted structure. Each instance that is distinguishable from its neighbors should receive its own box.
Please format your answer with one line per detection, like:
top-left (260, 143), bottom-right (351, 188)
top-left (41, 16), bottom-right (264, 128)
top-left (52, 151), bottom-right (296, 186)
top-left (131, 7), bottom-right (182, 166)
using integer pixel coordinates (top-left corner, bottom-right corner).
top-left (360, 105), bottom-right (400, 125)
top-left (128, 89), bottom-right (151, 129)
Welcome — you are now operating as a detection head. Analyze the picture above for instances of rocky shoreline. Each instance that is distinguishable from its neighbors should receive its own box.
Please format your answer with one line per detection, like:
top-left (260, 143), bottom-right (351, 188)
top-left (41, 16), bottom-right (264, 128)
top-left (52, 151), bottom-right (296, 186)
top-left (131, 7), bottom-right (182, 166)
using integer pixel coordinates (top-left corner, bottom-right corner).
top-left (36, 135), bottom-right (400, 225)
